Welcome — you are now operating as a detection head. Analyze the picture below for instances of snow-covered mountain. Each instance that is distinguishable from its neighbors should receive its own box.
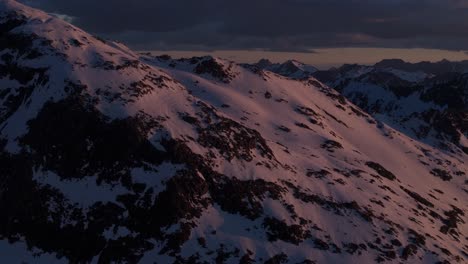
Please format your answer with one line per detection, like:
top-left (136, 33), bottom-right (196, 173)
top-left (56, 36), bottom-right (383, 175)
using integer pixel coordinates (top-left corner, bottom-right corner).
top-left (250, 59), bottom-right (318, 80)
top-left (0, 1), bottom-right (467, 263)
top-left (310, 64), bottom-right (468, 157)
top-left (373, 59), bottom-right (468, 75)
top-left (250, 58), bottom-right (468, 157)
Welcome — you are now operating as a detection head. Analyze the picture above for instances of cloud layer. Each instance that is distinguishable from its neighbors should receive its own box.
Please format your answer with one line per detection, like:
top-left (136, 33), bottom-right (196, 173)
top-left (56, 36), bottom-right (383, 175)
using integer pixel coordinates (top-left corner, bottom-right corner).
top-left (20, 0), bottom-right (468, 52)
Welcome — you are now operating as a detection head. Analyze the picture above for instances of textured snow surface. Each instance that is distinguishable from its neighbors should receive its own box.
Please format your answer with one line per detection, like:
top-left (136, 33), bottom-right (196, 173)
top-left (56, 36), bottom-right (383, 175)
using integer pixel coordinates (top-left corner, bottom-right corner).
top-left (0, 1), bottom-right (467, 263)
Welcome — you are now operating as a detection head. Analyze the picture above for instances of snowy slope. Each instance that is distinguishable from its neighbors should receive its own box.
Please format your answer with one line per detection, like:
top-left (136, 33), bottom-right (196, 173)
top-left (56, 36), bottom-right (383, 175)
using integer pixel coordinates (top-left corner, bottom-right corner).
top-left (0, 1), bottom-right (467, 263)
top-left (311, 64), bottom-right (468, 157)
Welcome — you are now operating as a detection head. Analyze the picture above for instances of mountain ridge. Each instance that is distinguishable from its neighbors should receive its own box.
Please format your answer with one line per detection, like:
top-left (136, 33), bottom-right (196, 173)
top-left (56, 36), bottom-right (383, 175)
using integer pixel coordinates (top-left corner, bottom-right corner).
top-left (0, 1), bottom-right (466, 263)
top-left (251, 57), bottom-right (468, 156)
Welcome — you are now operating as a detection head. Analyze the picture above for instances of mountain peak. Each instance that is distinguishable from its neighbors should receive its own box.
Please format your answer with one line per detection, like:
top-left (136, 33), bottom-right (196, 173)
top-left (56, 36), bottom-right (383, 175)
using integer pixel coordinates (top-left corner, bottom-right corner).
top-left (255, 58), bottom-right (273, 68)
top-left (374, 58), bottom-right (407, 68)
top-left (252, 59), bottom-right (318, 79)
top-left (374, 58), bottom-right (468, 74)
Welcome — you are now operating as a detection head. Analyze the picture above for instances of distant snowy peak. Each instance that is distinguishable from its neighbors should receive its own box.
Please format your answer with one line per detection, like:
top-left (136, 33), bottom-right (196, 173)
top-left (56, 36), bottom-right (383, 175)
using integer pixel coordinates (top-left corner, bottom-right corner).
top-left (317, 62), bottom-right (468, 155)
top-left (251, 60), bottom-right (432, 86)
top-left (382, 68), bottom-right (428, 82)
top-left (252, 58), bottom-right (318, 79)
top-left (374, 58), bottom-right (468, 75)
top-left (315, 64), bottom-right (429, 88)
top-left (255, 58), bottom-right (273, 68)
top-left (248, 58), bottom-right (468, 86)
top-left (282, 59), bottom-right (318, 73)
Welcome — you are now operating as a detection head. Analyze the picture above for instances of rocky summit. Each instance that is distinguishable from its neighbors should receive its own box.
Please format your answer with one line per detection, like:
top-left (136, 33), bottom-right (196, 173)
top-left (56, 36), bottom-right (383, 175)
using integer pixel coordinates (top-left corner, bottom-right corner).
top-left (0, 1), bottom-right (466, 263)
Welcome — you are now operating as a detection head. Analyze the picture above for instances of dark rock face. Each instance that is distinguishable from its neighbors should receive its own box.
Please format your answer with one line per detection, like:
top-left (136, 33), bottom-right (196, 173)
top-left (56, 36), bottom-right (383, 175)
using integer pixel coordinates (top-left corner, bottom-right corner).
top-left (183, 56), bottom-right (237, 83)
top-left (0, 96), bottom-right (166, 261)
top-left (0, 94), bottom-right (289, 261)
top-left (400, 187), bottom-right (434, 208)
top-left (210, 178), bottom-right (285, 220)
top-left (430, 169), bottom-right (453, 181)
top-left (0, 151), bottom-right (103, 262)
top-left (401, 244), bottom-right (418, 260)
top-left (0, 59), bottom-right (290, 260)
top-left (20, 96), bottom-right (165, 185)
top-left (180, 102), bottom-right (276, 163)
top-left (0, 12), bottom-right (52, 124)
top-left (365, 162), bottom-right (397, 181)
top-left (321, 139), bottom-right (343, 152)
top-left (194, 59), bottom-right (229, 81)
top-left (421, 74), bottom-right (468, 110)
top-left (263, 217), bottom-right (312, 244)
top-left (198, 118), bottom-right (275, 162)
top-left (0, 13), bottom-right (41, 57)
top-left (439, 206), bottom-right (465, 238)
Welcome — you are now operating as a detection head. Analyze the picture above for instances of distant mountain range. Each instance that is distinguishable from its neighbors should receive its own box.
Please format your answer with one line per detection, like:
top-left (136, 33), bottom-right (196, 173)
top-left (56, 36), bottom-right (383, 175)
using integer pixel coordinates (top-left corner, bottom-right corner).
top-left (373, 59), bottom-right (468, 75)
top-left (253, 58), bottom-right (468, 156)
top-left (0, 1), bottom-right (466, 263)
top-left (249, 59), bottom-right (318, 79)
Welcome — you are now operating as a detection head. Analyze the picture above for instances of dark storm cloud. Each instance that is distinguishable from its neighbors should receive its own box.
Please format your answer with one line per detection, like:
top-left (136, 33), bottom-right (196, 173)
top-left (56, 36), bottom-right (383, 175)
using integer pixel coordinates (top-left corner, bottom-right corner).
top-left (19, 0), bottom-right (468, 51)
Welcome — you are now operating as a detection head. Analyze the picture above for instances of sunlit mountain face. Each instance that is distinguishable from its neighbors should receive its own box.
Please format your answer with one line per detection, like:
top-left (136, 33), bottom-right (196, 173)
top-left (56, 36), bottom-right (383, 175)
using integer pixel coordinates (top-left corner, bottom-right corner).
top-left (1, 1), bottom-right (467, 263)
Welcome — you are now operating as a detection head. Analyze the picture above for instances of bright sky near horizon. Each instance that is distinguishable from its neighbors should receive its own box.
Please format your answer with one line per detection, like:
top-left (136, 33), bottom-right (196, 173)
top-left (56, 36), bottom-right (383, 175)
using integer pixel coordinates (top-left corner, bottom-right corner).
top-left (21, 0), bottom-right (468, 68)
top-left (146, 48), bottom-right (468, 69)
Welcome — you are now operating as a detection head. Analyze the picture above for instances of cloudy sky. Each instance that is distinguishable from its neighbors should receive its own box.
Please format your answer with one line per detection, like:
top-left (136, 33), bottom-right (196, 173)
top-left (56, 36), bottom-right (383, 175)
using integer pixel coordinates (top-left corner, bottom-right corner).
top-left (20, 0), bottom-right (468, 67)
